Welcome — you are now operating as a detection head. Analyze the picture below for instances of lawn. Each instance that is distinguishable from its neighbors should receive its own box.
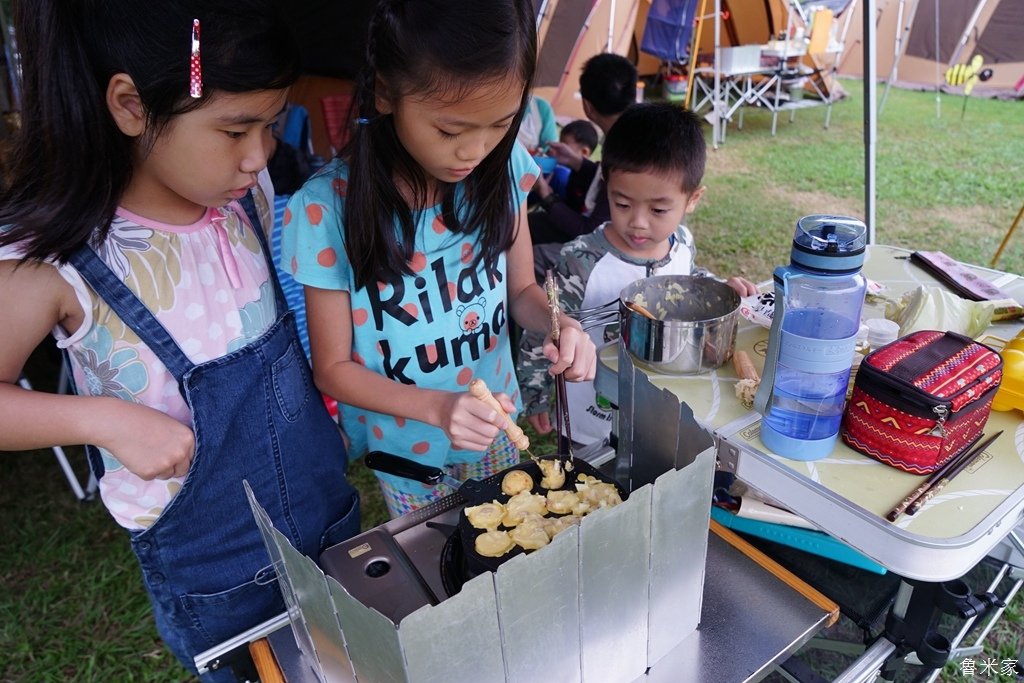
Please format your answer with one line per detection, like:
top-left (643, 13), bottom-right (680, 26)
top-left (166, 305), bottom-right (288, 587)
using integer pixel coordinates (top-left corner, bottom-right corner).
top-left (3, 78), bottom-right (1023, 682)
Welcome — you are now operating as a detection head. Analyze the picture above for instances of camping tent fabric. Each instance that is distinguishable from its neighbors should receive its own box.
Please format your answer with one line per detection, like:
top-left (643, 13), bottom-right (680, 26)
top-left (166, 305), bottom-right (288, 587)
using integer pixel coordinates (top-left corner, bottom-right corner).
top-left (839, 0), bottom-right (1024, 98)
top-left (641, 0), bottom-right (699, 63)
top-left (534, 0), bottom-right (642, 119)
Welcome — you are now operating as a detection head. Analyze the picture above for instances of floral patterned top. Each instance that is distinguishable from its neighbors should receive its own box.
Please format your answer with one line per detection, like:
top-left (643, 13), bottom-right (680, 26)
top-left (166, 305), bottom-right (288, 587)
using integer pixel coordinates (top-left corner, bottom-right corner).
top-left (1, 193), bottom-right (276, 530)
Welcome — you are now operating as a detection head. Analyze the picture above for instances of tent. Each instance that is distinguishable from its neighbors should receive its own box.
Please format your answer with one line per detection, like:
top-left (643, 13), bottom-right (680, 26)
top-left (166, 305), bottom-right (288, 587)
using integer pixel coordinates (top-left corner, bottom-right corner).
top-left (639, 0), bottom-right (793, 66)
top-left (838, 0), bottom-right (1024, 99)
top-left (533, 0), bottom-right (643, 120)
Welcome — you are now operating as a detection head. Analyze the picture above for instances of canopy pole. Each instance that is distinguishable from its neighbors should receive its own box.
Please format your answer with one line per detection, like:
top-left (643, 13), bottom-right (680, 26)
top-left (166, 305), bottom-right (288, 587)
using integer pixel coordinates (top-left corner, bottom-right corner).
top-left (864, 0), bottom-right (876, 242)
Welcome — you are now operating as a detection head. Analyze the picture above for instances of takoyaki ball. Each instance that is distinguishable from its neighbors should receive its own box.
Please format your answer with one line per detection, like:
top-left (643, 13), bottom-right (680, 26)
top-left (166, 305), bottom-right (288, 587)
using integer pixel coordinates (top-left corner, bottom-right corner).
top-left (543, 514), bottom-right (582, 539)
top-left (501, 469), bottom-right (534, 496)
top-left (545, 489), bottom-right (579, 515)
top-left (575, 475), bottom-right (623, 509)
top-left (538, 458), bottom-right (566, 489)
top-left (502, 490), bottom-right (548, 527)
top-left (510, 515), bottom-right (550, 550)
top-left (464, 501), bottom-right (506, 530)
top-left (475, 530), bottom-right (515, 557)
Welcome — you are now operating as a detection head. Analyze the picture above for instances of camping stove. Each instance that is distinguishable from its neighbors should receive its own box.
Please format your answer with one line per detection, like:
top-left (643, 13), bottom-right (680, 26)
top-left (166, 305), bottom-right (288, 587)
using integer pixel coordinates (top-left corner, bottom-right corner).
top-left (319, 440), bottom-right (617, 622)
top-left (231, 346), bottom-right (718, 683)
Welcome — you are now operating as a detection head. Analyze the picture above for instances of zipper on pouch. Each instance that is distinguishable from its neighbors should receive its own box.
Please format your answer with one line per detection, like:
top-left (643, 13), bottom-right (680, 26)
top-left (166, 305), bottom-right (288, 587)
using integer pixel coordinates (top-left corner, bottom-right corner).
top-left (928, 404), bottom-right (948, 438)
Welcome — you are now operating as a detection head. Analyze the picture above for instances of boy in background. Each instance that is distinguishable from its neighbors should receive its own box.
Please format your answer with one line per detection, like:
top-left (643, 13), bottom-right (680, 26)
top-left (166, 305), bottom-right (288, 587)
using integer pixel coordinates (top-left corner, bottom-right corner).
top-left (552, 120), bottom-right (600, 212)
top-left (518, 103), bottom-right (758, 443)
top-left (529, 53), bottom-right (637, 249)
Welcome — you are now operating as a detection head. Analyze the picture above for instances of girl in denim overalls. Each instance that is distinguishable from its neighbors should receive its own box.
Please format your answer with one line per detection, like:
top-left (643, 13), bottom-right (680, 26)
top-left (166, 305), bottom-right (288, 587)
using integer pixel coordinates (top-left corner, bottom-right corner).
top-left (282, 0), bottom-right (597, 518)
top-left (0, 2), bottom-right (360, 679)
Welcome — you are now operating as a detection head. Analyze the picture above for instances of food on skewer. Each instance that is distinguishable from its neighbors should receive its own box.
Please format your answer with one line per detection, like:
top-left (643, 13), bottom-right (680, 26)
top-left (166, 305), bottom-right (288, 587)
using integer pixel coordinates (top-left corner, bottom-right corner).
top-left (538, 458), bottom-right (566, 489)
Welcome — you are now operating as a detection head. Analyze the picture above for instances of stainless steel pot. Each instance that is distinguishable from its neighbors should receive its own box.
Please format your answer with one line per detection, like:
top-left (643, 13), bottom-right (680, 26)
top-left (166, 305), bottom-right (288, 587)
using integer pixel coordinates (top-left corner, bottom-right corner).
top-left (619, 275), bottom-right (740, 375)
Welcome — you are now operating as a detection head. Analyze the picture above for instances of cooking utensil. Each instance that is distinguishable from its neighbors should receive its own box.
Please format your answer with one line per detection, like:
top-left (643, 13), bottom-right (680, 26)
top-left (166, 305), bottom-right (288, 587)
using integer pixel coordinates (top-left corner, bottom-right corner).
top-left (619, 274), bottom-right (740, 375)
top-left (545, 270), bottom-right (576, 469)
top-left (363, 450), bottom-right (628, 576)
top-left (467, 378), bottom-right (532, 454)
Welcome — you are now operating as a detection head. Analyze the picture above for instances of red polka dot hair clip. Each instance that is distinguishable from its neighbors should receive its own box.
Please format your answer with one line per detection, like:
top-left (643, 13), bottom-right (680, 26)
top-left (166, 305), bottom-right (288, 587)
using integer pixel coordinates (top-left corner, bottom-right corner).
top-left (189, 18), bottom-right (202, 99)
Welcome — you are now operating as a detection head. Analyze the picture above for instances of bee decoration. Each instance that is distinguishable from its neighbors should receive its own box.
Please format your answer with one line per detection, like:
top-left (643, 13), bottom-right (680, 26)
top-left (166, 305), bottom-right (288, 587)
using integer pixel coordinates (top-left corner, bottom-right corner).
top-left (945, 55), bottom-right (994, 119)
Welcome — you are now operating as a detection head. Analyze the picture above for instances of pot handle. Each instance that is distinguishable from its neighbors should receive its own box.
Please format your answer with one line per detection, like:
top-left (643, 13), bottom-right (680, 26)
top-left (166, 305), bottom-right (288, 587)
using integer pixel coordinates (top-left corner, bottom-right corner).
top-left (365, 450), bottom-right (447, 485)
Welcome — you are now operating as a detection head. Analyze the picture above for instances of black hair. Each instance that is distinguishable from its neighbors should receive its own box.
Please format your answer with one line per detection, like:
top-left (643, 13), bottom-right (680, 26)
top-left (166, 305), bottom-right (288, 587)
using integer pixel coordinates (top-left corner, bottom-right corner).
top-left (560, 120), bottom-right (599, 152)
top-left (601, 103), bottom-right (706, 194)
top-left (342, 0), bottom-right (537, 290)
top-left (579, 53), bottom-right (637, 117)
top-left (0, 0), bottom-right (300, 263)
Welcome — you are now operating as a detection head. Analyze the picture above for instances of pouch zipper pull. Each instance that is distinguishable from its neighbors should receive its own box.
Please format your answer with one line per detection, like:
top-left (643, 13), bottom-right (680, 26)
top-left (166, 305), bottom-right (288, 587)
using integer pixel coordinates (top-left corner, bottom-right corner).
top-left (929, 404), bottom-right (949, 438)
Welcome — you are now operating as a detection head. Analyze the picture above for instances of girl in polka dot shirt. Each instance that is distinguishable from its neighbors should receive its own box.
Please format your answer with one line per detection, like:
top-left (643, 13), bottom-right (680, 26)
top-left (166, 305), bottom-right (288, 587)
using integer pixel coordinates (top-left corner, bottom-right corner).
top-left (282, 0), bottom-right (597, 517)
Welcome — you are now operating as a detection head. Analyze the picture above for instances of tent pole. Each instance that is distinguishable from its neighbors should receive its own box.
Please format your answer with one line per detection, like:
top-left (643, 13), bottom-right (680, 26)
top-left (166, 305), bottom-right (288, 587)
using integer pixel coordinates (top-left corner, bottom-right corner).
top-left (713, 0), bottom-right (722, 148)
top-left (864, 0), bottom-right (876, 242)
top-left (934, 0), bottom-right (941, 118)
top-left (684, 0), bottom-right (710, 110)
top-left (607, 0), bottom-right (616, 51)
top-left (948, 0), bottom-right (989, 71)
top-left (880, 0), bottom-right (910, 114)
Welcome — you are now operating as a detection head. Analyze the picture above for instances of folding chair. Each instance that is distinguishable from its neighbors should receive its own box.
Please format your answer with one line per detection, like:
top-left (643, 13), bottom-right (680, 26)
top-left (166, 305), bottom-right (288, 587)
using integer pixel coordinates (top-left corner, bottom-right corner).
top-left (769, 5), bottom-right (842, 135)
top-left (18, 360), bottom-right (98, 501)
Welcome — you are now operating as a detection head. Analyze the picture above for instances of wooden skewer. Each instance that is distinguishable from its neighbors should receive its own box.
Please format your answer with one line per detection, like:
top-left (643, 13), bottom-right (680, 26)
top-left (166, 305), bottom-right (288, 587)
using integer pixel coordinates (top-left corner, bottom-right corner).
top-left (624, 299), bottom-right (657, 320)
top-left (468, 378), bottom-right (532, 453)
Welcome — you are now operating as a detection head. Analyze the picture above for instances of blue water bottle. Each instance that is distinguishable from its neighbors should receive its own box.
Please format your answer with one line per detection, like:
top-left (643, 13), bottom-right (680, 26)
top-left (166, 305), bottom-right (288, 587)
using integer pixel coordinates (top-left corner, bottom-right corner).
top-left (754, 215), bottom-right (868, 460)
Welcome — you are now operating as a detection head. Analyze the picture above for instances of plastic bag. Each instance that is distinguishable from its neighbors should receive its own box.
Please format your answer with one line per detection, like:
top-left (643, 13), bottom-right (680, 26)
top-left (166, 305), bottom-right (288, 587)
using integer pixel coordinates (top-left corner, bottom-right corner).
top-left (884, 285), bottom-right (996, 338)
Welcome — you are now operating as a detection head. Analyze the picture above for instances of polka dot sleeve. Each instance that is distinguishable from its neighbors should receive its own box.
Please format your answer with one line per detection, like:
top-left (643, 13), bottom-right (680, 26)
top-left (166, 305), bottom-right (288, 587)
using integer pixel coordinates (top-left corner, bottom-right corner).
top-left (279, 159), bottom-right (353, 291)
top-left (510, 141), bottom-right (541, 207)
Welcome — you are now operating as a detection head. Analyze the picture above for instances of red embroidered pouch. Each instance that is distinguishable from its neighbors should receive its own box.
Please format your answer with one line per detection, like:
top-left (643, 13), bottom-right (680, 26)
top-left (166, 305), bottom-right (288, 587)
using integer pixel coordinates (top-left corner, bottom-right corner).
top-left (841, 330), bottom-right (1002, 474)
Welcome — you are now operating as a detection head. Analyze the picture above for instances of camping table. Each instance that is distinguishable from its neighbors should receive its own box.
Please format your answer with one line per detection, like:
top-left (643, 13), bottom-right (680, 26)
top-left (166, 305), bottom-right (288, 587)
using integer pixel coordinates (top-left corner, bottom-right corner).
top-left (596, 243), bottom-right (1024, 679)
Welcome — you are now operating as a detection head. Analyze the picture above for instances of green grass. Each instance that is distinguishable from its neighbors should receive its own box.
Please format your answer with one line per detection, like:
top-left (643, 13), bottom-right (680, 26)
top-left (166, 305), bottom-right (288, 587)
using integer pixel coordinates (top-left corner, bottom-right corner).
top-left (3, 79), bottom-right (1023, 682)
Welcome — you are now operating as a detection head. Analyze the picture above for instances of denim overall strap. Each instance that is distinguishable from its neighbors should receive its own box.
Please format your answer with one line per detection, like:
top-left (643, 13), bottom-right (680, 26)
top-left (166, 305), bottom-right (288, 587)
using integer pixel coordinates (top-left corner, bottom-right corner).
top-left (66, 206), bottom-right (360, 680)
top-left (238, 191), bottom-right (289, 316)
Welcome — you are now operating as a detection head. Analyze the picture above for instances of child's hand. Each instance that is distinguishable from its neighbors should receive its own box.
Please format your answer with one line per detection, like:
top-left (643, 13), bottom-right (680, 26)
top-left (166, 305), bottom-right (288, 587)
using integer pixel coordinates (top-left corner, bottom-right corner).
top-left (726, 276), bottom-right (760, 297)
top-left (533, 172), bottom-right (553, 199)
top-left (547, 141), bottom-right (583, 172)
top-left (440, 390), bottom-right (517, 452)
top-left (527, 411), bottom-right (553, 435)
top-left (544, 320), bottom-right (596, 382)
top-left (98, 399), bottom-right (196, 480)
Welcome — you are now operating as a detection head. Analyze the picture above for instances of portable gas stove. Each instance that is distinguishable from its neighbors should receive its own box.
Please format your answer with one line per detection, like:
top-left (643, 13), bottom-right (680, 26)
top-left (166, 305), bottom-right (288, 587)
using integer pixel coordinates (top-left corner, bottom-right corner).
top-left (198, 347), bottom-right (840, 682)
top-left (319, 440), bottom-right (617, 621)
